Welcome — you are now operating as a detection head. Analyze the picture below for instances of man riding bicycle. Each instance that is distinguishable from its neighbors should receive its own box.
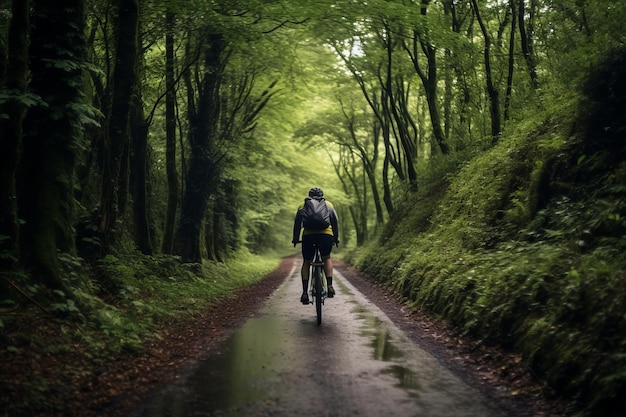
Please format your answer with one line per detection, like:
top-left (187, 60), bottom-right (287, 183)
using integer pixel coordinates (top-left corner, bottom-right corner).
top-left (292, 187), bottom-right (339, 304)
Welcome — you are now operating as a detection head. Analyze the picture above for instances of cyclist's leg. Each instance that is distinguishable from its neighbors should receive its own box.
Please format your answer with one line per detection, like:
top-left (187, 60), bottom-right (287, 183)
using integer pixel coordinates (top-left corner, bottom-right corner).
top-left (323, 257), bottom-right (333, 278)
top-left (301, 260), bottom-right (311, 281)
top-left (300, 235), bottom-right (315, 303)
top-left (318, 235), bottom-right (335, 297)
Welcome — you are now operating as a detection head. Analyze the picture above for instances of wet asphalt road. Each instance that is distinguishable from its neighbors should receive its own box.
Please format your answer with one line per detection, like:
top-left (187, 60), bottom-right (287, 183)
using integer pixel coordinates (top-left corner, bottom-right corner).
top-left (130, 262), bottom-right (506, 417)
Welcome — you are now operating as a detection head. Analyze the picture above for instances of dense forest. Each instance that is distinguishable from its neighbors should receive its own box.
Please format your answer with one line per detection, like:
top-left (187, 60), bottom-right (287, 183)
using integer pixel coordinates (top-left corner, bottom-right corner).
top-left (1, 0), bottom-right (625, 416)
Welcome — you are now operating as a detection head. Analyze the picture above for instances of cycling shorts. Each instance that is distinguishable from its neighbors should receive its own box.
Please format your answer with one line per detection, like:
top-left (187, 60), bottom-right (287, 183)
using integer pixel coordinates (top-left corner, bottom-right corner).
top-left (302, 234), bottom-right (334, 261)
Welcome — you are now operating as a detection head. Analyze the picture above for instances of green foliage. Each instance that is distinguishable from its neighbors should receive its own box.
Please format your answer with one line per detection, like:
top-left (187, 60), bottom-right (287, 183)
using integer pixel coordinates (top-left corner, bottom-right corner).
top-left (50, 290), bottom-right (80, 314)
top-left (0, 90), bottom-right (45, 109)
top-left (83, 246), bottom-right (281, 354)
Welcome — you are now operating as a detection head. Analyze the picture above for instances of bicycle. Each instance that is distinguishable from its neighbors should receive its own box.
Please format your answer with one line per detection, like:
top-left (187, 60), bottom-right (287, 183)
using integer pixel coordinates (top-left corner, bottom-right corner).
top-left (309, 243), bottom-right (326, 325)
top-left (295, 241), bottom-right (327, 325)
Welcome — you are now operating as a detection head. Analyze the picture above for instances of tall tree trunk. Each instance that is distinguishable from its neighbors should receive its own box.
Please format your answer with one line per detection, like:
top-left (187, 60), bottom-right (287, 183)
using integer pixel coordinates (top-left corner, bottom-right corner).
top-left (444, 0), bottom-right (473, 143)
top-left (518, 0), bottom-right (539, 90)
top-left (504, 0), bottom-right (517, 122)
top-left (0, 0), bottom-right (29, 266)
top-left (364, 122), bottom-right (384, 228)
top-left (131, 100), bottom-right (153, 254)
top-left (174, 34), bottom-right (225, 263)
top-left (382, 26), bottom-right (417, 191)
top-left (19, 0), bottom-right (85, 288)
top-left (403, 0), bottom-right (450, 155)
top-left (379, 79), bottom-right (405, 183)
top-left (333, 152), bottom-right (367, 246)
top-left (471, 0), bottom-right (502, 142)
top-left (98, 0), bottom-right (139, 248)
top-left (341, 102), bottom-right (385, 230)
top-left (129, 15), bottom-right (152, 255)
top-left (420, 39), bottom-right (449, 155)
top-left (443, 48), bottom-right (453, 141)
top-left (162, 11), bottom-right (179, 254)
top-left (382, 152), bottom-right (394, 214)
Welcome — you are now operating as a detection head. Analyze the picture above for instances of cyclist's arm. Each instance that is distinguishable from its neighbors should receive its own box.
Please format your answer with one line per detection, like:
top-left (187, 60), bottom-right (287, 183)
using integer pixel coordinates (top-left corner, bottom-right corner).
top-left (329, 207), bottom-right (339, 244)
top-left (292, 209), bottom-right (303, 245)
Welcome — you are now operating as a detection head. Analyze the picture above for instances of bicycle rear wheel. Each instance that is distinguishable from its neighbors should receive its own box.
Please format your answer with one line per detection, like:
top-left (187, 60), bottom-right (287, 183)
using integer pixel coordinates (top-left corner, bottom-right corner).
top-left (313, 266), bottom-right (323, 325)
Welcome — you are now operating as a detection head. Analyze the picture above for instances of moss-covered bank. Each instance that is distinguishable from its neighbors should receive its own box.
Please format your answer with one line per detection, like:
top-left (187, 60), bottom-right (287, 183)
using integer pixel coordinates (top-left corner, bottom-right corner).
top-left (349, 49), bottom-right (626, 416)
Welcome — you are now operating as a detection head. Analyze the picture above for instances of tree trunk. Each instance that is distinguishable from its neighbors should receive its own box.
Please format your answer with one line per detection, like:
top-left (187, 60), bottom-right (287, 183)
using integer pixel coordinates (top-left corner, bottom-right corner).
top-left (471, 0), bottom-right (502, 142)
top-left (402, 0), bottom-right (450, 155)
top-left (131, 102), bottom-right (153, 255)
top-left (343, 99), bottom-right (385, 229)
top-left (0, 0), bottom-right (29, 266)
top-left (98, 0), bottom-right (139, 248)
top-left (162, 11), bottom-right (179, 254)
top-left (378, 77), bottom-right (405, 183)
top-left (19, 0), bottom-right (85, 288)
top-left (362, 126), bottom-right (384, 228)
top-left (382, 152), bottom-right (394, 214)
top-left (174, 34), bottom-right (225, 263)
top-left (382, 25), bottom-right (418, 191)
top-left (333, 152), bottom-right (367, 246)
top-left (504, 0), bottom-right (517, 122)
top-left (518, 0), bottom-right (539, 90)
top-left (422, 46), bottom-right (449, 154)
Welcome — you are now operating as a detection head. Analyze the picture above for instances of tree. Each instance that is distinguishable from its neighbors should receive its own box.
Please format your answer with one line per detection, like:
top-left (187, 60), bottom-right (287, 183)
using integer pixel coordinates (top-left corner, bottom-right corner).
top-left (330, 39), bottom-right (411, 201)
top-left (338, 99), bottom-right (385, 231)
top-left (0, 0), bottom-right (29, 266)
top-left (517, 0), bottom-right (539, 90)
top-left (379, 22), bottom-right (419, 191)
top-left (18, 0), bottom-right (88, 288)
top-left (401, 0), bottom-right (450, 155)
top-left (162, 10), bottom-right (178, 254)
top-left (97, 0), bottom-right (140, 249)
top-left (174, 32), bottom-right (225, 262)
top-left (470, 0), bottom-right (502, 142)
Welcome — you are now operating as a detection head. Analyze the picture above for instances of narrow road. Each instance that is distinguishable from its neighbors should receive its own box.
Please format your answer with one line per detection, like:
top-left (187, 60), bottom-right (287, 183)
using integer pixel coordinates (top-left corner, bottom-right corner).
top-left (129, 261), bottom-right (510, 417)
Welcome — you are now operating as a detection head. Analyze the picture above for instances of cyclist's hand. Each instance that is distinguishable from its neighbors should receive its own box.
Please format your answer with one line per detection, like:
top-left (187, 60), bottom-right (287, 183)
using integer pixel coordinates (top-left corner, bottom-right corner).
top-left (334, 240), bottom-right (340, 247)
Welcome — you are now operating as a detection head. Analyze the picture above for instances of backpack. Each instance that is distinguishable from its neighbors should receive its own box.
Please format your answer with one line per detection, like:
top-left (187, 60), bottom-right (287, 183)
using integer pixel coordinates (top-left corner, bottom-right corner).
top-left (301, 197), bottom-right (331, 230)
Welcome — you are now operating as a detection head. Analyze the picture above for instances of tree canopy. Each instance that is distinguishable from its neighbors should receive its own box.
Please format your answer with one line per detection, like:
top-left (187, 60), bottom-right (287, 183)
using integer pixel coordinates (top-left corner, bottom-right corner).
top-left (2, 0), bottom-right (623, 268)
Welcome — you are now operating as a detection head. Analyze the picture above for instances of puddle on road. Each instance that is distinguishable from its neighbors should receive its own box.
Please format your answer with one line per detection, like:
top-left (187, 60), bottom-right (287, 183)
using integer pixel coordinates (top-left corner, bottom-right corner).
top-left (131, 314), bottom-right (291, 416)
top-left (353, 305), bottom-right (424, 392)
top-left (360, 318), bottom-right (404, 360)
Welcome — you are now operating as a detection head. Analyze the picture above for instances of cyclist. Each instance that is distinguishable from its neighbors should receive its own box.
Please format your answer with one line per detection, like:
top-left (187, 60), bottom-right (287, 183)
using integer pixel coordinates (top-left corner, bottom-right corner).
top-left (292, 187), bottom-right (339, 304)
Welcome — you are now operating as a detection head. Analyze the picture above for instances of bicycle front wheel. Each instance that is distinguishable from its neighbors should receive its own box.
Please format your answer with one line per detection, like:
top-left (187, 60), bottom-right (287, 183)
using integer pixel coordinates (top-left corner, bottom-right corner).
top-left (313, 266), bottom-right (323, 325)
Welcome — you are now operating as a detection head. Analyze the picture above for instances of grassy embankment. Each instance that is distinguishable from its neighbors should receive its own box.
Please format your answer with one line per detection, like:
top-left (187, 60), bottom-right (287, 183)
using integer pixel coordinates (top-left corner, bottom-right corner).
top-left (348, 52), bottom-right (626, 416)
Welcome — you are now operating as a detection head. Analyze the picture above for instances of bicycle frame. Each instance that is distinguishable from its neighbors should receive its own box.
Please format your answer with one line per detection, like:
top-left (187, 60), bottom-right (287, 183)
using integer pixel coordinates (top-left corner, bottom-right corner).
top-left (309, 244), bottom-right (326, 325)
top-left (295, 241), bottom-right (328, 325)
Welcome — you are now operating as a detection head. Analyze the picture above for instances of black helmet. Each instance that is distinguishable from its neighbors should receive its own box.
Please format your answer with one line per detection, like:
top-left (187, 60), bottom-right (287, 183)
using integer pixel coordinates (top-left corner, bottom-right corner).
top-left (308, 187), bottom-right (324, 198)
